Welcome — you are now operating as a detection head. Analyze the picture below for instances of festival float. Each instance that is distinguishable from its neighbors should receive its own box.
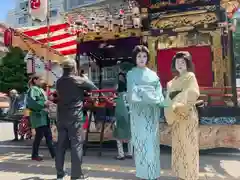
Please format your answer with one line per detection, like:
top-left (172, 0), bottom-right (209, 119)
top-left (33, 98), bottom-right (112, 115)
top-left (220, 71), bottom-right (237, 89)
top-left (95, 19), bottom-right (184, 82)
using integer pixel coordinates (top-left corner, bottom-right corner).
top-left (3, 0), bottom-right (240, 150)
top-left (136, 0), bottom-right (240, 149)
top-left (66, 0), bottom-right (240, 151)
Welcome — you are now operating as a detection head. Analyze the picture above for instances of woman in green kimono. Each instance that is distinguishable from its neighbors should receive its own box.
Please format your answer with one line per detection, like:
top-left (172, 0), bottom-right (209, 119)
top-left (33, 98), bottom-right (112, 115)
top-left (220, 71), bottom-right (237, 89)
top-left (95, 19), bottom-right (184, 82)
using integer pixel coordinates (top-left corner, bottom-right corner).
top-left (113, 61), bottom-right (134, 160)
top-left (127, 45), bottom-right (165, 180)
top-left (27, 75), bottom-right (55, 161)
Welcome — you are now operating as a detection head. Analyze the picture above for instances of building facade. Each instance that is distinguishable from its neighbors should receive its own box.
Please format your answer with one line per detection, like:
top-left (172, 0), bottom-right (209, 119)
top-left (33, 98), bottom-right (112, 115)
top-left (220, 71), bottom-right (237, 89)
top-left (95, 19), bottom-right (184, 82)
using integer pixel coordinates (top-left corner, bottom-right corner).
top-left (6, 0), bottom-right (123, 88)
top-left (6, 0), bottom-right (108, 28)
top-left (0, 24), bottom-right (8, 64)
top-left (6, 0), bottom-right (65, 28)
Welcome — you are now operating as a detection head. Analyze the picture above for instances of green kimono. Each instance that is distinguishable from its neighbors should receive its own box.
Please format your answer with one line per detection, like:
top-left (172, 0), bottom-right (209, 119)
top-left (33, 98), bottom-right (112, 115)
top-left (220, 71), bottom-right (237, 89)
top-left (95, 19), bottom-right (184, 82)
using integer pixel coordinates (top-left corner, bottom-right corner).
top-left (27, 86), bottom-right (49, 129)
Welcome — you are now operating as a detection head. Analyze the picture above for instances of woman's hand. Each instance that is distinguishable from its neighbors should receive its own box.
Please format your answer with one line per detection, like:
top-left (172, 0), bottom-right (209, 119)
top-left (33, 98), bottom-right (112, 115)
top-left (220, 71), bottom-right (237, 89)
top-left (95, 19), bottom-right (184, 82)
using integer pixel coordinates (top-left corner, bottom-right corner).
top-left (48, 95), bottom-right (54, 101)
top-left (173, 102), bottom-right (185, 113)
top-left (158, 99), bottom-right (170, 108)
top-left (44, 100), bottom-right (51, 107)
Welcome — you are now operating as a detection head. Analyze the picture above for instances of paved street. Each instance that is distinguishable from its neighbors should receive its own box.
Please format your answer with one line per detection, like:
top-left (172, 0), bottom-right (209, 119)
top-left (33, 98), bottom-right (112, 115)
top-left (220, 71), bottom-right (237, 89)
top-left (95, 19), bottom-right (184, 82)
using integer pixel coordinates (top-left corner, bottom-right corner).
top-left (0, 122), bottom-right (240, 180)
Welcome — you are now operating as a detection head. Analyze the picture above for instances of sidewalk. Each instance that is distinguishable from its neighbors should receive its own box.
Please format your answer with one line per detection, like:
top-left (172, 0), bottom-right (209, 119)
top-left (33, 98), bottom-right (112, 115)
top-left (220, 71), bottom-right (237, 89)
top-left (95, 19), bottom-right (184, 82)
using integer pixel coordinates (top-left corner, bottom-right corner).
top-left (0, 122), bottom-right (239, 179)
top-left (0, 148), bottom-right (239, 180)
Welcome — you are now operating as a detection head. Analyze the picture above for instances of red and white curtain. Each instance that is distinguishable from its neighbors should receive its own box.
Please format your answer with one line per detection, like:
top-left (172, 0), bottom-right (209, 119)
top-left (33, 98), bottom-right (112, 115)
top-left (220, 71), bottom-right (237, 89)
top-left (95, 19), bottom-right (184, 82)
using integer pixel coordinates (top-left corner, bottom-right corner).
top-left (19, 23), bottom-right (77, 56)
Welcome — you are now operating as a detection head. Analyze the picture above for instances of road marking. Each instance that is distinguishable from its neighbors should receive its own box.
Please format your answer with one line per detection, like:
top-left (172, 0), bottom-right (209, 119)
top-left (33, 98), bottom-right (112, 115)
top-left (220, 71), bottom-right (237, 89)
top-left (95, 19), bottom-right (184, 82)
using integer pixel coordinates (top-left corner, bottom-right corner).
top-left (0, 144), bottom-right (41, 149)
top-left (0, 145), bottom-right (239, 155)
top-left (0, 157), bottom-right (228, 178)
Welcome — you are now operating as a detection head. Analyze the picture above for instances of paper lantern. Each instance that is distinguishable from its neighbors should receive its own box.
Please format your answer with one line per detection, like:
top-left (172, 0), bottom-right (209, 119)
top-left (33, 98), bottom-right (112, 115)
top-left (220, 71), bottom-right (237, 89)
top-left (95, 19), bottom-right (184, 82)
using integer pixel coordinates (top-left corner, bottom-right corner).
top-left (4, 28), bottom-right (12, 47)
top-left (29, 0), bottom-right (48, 22)
top-left (27, 57), bottom-right (35, 74)
top-left (132, 7), bottom-right (140, 15)
top-left (119, 9), bottom-right (125, 16)
top-left (133, 17), bottom-right (141, 28)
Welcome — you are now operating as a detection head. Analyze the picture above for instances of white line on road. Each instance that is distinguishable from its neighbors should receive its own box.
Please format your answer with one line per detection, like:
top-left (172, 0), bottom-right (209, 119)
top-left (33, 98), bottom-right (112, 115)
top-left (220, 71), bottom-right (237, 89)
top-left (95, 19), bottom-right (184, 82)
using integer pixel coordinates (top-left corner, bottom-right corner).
top-left (0, 144), bottom-right (46, 149)
top-left (0, 156), bottom-right (228, 179)
top-left (0, 144), bottom-right (239, 156)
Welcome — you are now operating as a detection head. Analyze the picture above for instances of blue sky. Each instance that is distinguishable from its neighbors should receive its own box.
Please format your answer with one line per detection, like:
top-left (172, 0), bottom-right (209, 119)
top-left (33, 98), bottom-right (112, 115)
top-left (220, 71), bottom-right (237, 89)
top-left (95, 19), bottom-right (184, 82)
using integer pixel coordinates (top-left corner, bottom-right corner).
top-left (0, 0), bottom-right (15, 22)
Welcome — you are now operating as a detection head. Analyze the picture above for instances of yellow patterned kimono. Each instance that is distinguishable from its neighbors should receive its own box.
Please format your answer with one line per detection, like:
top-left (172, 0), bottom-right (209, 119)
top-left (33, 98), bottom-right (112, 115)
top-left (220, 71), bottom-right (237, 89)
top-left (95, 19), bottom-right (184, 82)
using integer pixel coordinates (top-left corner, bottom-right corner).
top-left (164, 72), bottom-right (200, 180)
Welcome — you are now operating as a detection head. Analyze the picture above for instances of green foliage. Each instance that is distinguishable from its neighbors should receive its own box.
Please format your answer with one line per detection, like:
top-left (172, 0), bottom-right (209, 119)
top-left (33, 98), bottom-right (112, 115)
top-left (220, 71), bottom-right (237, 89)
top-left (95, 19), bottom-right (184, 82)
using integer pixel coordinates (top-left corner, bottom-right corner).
top-left (0, 47), bottom-right (28, 93)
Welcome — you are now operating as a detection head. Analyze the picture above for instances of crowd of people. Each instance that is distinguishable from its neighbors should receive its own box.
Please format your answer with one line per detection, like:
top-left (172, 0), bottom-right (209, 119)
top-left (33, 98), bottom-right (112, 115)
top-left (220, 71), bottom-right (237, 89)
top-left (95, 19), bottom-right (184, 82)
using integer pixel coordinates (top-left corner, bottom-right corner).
top-left (6, 45), bottom-right (200, 180)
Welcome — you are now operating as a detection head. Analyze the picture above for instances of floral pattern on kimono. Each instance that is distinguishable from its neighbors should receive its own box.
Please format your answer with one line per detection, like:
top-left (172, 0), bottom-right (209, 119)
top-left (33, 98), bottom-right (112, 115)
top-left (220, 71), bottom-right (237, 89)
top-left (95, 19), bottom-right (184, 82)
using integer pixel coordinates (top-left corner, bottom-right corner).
top-left (127, 67), bottom-right (164, 180)
top-left (164, 72), bottom-right (200, 180)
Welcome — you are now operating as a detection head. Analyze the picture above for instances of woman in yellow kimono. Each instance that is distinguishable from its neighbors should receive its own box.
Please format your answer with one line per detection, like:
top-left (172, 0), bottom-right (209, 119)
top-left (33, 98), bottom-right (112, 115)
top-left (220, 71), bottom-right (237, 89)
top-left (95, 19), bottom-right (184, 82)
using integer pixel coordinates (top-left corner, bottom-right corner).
top-left (164, 51), bottom-right (200, 180)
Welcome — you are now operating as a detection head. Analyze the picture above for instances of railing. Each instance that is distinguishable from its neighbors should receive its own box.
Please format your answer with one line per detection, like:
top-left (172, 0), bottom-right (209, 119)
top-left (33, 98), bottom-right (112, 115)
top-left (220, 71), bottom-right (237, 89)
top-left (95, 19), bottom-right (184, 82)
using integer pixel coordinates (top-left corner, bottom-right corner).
top-left (89, 87), bottom-right (240, 106)
top-left (87, 87), bottom-right (240, 106)
top-left (199, 86), bottom-right (240, 106)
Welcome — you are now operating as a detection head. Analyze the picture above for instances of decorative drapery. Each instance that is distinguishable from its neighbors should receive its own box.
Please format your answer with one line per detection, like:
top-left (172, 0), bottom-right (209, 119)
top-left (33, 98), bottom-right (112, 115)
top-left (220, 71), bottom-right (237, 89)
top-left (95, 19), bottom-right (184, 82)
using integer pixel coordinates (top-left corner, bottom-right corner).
top-left (157, 46), bottom-right (213, 87)
top-left (19, 23), bottom-right (76, 56)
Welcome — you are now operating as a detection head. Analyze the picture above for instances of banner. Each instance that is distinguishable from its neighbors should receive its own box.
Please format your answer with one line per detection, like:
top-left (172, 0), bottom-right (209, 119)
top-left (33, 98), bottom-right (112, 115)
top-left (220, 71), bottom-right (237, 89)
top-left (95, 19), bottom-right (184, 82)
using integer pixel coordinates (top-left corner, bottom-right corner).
top-left (29, 0), bottom-right (48, 22)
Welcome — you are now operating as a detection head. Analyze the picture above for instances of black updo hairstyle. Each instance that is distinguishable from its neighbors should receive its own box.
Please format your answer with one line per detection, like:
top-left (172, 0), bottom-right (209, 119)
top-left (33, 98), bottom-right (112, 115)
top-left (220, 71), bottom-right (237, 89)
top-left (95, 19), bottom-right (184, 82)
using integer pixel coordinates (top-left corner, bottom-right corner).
top-left (171, 51), bottom-right (195, 76)
top-left (30, 75), bottom-right (41, 86)
top-left (132, 45), bottom-right (150, 66)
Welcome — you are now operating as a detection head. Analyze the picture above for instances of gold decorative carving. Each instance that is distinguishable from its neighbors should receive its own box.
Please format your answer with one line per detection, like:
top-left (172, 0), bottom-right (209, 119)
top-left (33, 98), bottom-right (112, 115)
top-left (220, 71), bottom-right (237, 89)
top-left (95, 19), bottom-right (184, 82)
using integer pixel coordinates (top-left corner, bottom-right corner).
top-left (224, 56), bottom-right (231, 86)
top-left (154, 32), bottom-right (211, 50)
top-left (210, 30), bottom-right (225, 87)
top-left (186, 32), bottom-right (211, 46)
top-left (74, 123), bottom-right (240, 149)
top-left (160, 124), bottom-right (240, 149)
top-left (147, 36), bottom-right (158, 71)
top-left (149, 0), bottom-right (199, 9)
top-left (141, 8), bottom-right (148, 13)
top-left (151, 12), bottom-right (217, 29)
top-left (78, 29), bottom-right (142, 42)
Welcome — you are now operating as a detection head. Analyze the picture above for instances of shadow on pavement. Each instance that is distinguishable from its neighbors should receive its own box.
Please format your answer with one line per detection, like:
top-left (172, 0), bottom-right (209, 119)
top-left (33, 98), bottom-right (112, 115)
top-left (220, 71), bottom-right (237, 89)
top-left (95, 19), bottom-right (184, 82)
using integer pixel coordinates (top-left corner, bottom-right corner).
top-left (0, 144), bottom-right (239, 180)
top-left (21, 178), bottom-right (55, 180)
top-left (0, 161), bottom-right (142, 180)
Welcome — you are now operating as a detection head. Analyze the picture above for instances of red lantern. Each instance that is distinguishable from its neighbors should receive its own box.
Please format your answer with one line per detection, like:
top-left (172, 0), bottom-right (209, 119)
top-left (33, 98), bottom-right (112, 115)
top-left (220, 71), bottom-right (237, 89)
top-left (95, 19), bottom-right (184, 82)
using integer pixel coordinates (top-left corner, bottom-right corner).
top-left (119, 9), bottom-right (125, 15)
top-left (4, 28), bottom-right (12, 47)
top-left (30, 0), bottom-right (41, 10)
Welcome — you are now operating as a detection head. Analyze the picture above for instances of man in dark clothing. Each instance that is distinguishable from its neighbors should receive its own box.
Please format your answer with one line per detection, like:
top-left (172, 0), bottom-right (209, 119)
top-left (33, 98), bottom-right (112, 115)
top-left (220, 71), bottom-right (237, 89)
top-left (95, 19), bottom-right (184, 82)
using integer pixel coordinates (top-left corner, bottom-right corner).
top-left (55, 59), bottom-right (97, 180)
top-left (9, 89), bottom-right (24, 141)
